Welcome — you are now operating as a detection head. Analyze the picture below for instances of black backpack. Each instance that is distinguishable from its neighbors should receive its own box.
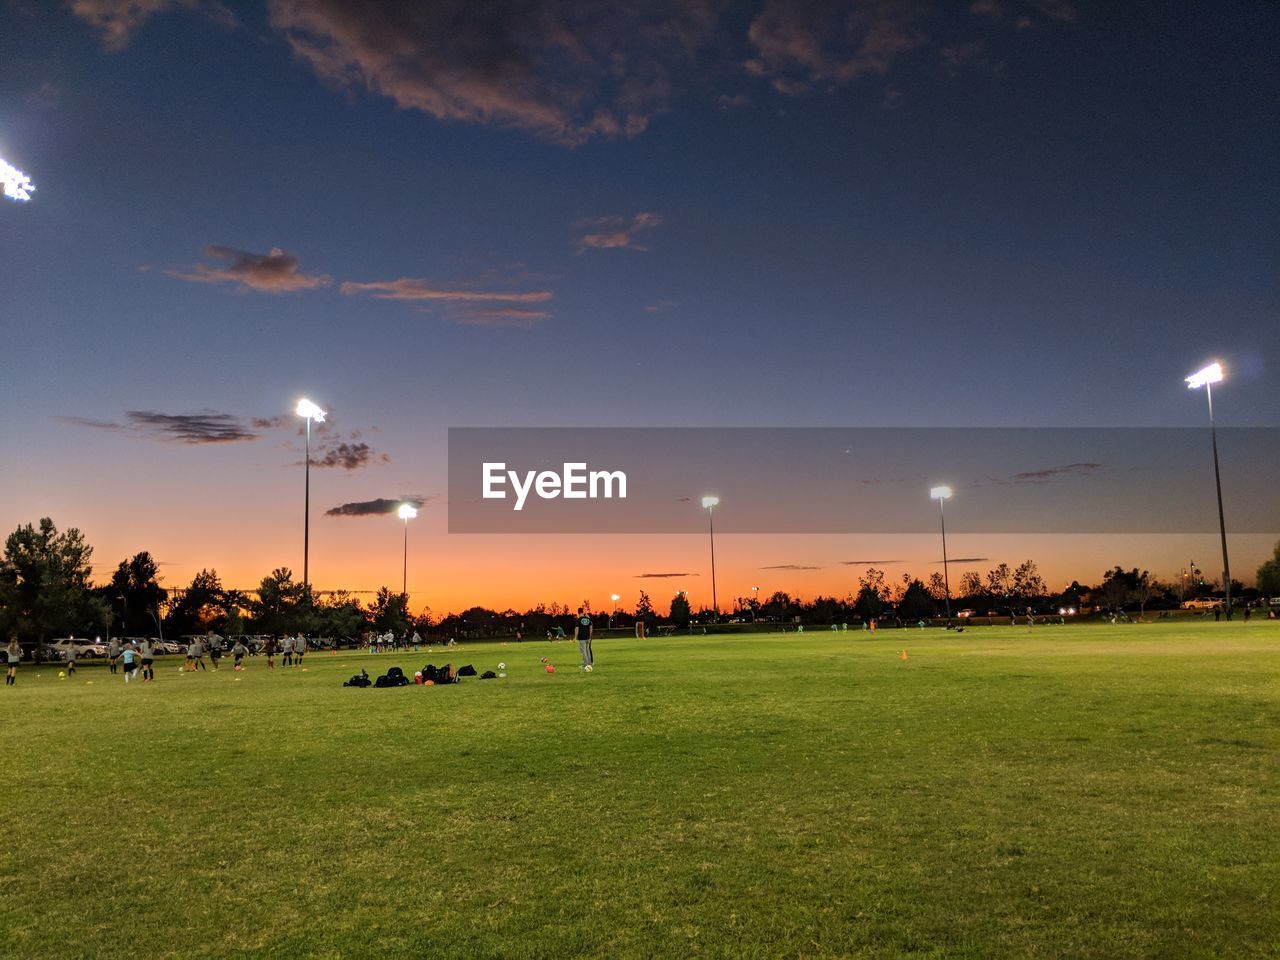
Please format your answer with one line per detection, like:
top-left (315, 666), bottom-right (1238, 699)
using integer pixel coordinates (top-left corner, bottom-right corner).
top-left (343, 669), bottom-right (371, 688)
top-left (457, 664), bottom-right (477, 677)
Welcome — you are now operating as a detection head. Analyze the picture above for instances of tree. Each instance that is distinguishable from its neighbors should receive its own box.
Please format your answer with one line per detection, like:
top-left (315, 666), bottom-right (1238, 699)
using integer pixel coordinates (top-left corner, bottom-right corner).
top-left (107, 551), bottom-right (169, 636)
top-left (1257, 541), bottom-right (1280, 595)
top-left (959, 570), bottom-right (984, 603)
top-left (316, 590), bottom-right (367, 639)
top-left (926, 572), bottom-right (948, 602)
top-left (669, 593), bottom-right (691, 628)
top-left (635, 591), bottom-right (655, 626)
top-left (0, 518), bottom-right (108, 641)
top-left (1013, 560), bottom-right (1046, 601)
top-left (898, 579), bottom-right (937, 620)
top-left (371, 588), bottom-right (411, 636)
top-left (986, 563), bottom-right (1013, 609)
top-left (166, 568), bottom-right (225, 636)
top-left (253, 567), bottom-right (310, 635)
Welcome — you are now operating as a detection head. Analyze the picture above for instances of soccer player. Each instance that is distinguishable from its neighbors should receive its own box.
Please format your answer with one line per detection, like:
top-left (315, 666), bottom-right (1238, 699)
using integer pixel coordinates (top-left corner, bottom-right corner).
top-left (138, 638), bottom-right (156, 683)
top-left (5, 636), bottom-right (19, 686)
top-left (281, 635), bottom-right (294, 668)
top-left (265, 635), bottom-right (277, 670)
top-left (207, 632), bottom-right (222, 671)
top-left (121, 642), bottom-right (138, 683)
top-left (107, 636), bottom-right (121, 675)
top-left (189, 636), bottom-right (207, 672)
top-left (294, 634), bottom-right (306, 667)
top-left (574, 607), bottom-right (594, 671)
top-left (231, 638), bottom-right (249, 670)
top-left (65, 645), bottom-right (77, 677)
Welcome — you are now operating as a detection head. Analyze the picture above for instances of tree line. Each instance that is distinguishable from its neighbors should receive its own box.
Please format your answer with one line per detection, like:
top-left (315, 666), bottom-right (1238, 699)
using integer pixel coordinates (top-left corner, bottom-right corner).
top-left (3, 518), bottom-right (1278, 642)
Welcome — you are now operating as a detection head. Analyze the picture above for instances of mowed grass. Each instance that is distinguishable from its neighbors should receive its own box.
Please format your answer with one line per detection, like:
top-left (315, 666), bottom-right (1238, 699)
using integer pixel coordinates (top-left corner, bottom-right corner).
top-left (2, 622), bottom-right (1277, 959)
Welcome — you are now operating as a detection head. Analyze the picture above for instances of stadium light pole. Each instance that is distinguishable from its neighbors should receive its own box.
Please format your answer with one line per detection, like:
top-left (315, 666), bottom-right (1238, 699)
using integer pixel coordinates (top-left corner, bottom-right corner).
top-left (397, 503), bottom-right (417, 596)
top-left (610, 593), bottom-right (620, 627)
top-left (751, 584), bottom-right (760, 621)
top-left (295, 399), bottom-right (326, 589)
top-left (930, 486), bottom-right (954, 619)
top-left (701, 496), bottom-right (720, 615)
top-left (1186, 362), bottom-right (1232, 618)
top-left (1, 157), bottom-right (35, 203)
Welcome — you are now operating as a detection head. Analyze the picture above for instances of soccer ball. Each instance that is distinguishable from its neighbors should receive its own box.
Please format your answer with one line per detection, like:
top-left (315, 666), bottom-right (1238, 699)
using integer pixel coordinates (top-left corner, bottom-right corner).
top-left (545, 664), bottom-right (555, 673)
top-left (584, 664), bottom-right (593, 672)
top-left (498, 662), bottom-right (506, 670)
top-left (58, 671), bottom-right (66, 679)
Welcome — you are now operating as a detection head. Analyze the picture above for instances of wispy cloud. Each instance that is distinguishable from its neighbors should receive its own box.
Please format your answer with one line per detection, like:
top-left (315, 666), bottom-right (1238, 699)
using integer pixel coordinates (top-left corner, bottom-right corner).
top-left (71, 0), bottom-right (236, 52)
top-left (312, 441), bottom-right (389, 471)
top-left (167, 245), bottom-right (331, 294)
top-left (941, 557), bottom-right (989, 563)
top-left (326, 495), bottom-right (428, 517)
top-left (635, 572), bottom-right (698, 579)
top-left (840, 559), bottom-right (904, 565)
top-left (574, 212), bottom-right (664, 252)
top-left (61, 410), bottom-right (271, 444)
top-left (341, 276), bottom-right (555, 327)
top-left (643, 299), bottom-right (677, 313)
top-left (983, 462), bottom-right (1104, 486)
top-left (760, 564), bottom-right (823, 570)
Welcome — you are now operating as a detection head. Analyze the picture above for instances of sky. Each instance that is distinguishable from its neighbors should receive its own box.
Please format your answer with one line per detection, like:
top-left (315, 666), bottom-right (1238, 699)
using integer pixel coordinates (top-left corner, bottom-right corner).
top-left (1, 0), bottom-right (1277, 615)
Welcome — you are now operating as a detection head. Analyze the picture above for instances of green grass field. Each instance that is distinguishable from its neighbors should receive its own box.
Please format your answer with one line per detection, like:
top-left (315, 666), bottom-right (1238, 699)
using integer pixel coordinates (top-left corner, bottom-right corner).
top-left (2, 622), bottom-right (1277, 959)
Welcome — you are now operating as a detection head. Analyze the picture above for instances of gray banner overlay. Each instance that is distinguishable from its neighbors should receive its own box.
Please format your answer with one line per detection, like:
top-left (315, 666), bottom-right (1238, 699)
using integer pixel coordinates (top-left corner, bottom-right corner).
top-left (447, 428), bottom-right (1280, 534)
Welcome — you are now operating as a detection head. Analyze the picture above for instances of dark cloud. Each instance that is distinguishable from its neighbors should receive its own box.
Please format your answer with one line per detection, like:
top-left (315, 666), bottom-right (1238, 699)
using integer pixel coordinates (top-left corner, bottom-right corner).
top-left (168, 245), bottom-right (331, 293)
top-left (61, 409), bottom-right (271, 444)
top-left (326, 496), bottom-right (427, 517)
top-left (840, 559), bottom-right (904, 565)
top-left (267, 0), bottom-right (722, 145)
top-left (986, 462), bottom-right (1104, 485)
top-left (942, 557), bottom-right (989, 563)
top-left (635, 572), bottom-right (698, 579)
top-left (760, 564), bottom-right (823, 570)
top-left (313, 442), bottom-right (390, 471)
top-left (574, 212), bottom-right (664, 252)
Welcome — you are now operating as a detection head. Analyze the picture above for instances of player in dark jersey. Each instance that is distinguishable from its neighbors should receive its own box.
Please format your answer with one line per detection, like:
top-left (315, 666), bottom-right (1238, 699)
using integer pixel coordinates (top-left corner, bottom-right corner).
top-left (573, 607), bottom-right (594, 671)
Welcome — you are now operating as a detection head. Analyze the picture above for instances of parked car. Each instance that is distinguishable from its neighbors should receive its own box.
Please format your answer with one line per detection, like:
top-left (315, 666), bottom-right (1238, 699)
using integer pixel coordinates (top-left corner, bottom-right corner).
top-left (49, 638), bottom-right (106, 659)
top-left (1180, 598), bottom-right (1221, 610)
top-left (24, 642), bottom-right (61, 663)
top-left (956, 609), bottom-right (975, 618)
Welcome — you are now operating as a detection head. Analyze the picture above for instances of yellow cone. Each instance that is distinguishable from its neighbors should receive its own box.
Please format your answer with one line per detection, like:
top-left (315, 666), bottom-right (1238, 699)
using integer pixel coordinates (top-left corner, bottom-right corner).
top-left (900, 649), bottom-right (908, 661)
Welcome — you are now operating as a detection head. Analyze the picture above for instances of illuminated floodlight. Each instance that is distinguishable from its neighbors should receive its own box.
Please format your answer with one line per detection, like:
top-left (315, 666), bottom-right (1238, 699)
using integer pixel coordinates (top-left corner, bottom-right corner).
top-left (295, 398), bottom-right (326, 422)
top-left (610, 593), bottom-right (621, 602)
top-left (930, 485), bottom-right (953, 500)
top-left (1185, 362), bottom-right (1224, 389)
top-left (398, 503), bottom-right (418, 521)
top-left (701, 496), bottom-right (720, 509)
top-left (1, 157), bottom-right (35, 202)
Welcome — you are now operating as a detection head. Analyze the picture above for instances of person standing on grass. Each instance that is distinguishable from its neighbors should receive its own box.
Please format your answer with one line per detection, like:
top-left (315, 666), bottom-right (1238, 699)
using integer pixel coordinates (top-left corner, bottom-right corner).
top-left (281, 634), bottom-right (294, 667)
top-left (108, 636), bottom-right (120, 675)
top-left (294, 634), bottom-right (306, 667)
top-left (138, 638), bottom-right (156, 683)
top-left (6, 636), bottom-right (19, 686)
top-left (121, 642), bottom-right (138, 683)
top-left (574, 607), bottom-right (594, 670)
top-left (265, 635), bottom-right (277, 670)
top-left (232, 638), bottom-right (248, 670)
top-left (192, 636), bottom-right (209, 671)
top-left (207, 632), bottom-right (222, 671)
top-left (65, 645), bottom-right (77, 677)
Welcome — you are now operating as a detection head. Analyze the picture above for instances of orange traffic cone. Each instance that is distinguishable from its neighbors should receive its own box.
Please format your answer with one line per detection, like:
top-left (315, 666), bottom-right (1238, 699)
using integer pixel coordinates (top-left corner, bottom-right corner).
top-left (900, 649), bottom-right (908, 661)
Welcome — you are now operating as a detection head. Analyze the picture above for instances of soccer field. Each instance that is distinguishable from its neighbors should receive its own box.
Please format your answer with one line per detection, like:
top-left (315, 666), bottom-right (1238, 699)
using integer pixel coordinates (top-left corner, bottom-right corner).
top-left (2, 623), bottom-right (1277, 959)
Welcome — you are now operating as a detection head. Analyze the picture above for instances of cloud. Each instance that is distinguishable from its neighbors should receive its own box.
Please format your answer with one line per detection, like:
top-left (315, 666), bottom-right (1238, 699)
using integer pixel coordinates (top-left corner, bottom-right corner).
top-left (840, 559), bottom-right (904, 565)
top-left (574, 212), bottom-right (664, 252)
top-left (717, 93), bottom-right (752, 110)
top-left (985, 462), bottom-right (1104, 485)
top-left (326, 495), bottom-right (427, 517)
top-left (942, 557), bottom-right (989, 564)
top-left (760, 564), bottom-right (823, 571)
top-left (635, 572), bottom-right (697, 579)
top-left (167, 245), bottom-right (331, 294)
top-left (341, 276), bottom-right (555, 326)
top-left (643, 299), bottom-right (677, 313)
top-left (267, 0), bottom-right (722, 145)
top-left (746, 0), bottom-right (929, 94)
top-left (61, 409), bottom-right (271, 444)
top-left (940, 40), bottom-right (1003, 76)
top-left (71, 0), bottom-right (235, 52)
top-left (313, 442), bottom-right (389, 471)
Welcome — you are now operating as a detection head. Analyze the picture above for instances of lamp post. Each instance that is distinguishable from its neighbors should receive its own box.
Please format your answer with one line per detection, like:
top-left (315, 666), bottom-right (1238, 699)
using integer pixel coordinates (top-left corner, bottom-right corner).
top-left (1186, 362), bottom-right (1231, 618)
top-left (701, 496), bottom-right (720, 615)
top-left (397, 503), bottom-right (417, 596)
top-left (295, 399), bottom-right (326, 589)
top-left (930, 486), bottom-right (953, 619)
top-left (751, 584), bottom-right (760, 622)
top-left (610, 593), bottom-right (620, 627)
top-left (1, 157), bottom-right (35, 202)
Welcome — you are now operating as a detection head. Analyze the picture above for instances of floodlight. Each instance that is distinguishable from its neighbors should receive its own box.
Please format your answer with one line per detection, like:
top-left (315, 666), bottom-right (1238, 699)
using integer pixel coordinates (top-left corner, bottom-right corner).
top-left (0, 157), bottom-right (34, 202)
top-left (295, 398), bottom-right (326, 421)
top-left (398, 503), bottom-right (418, 521)
top-left (701, 496), bottom-right (719, 509)
top-left (1185, 362), bottom-right (1224, 389)
top-left (930, 486), bottom-right (953, 500)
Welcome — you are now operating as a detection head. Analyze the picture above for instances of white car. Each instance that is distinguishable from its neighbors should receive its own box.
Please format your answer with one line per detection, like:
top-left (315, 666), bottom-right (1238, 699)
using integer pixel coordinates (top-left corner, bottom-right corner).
top-left (1180, 599), bottom-right (1221, 610)
top-left (49, 638), bottom-right (106, 659)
